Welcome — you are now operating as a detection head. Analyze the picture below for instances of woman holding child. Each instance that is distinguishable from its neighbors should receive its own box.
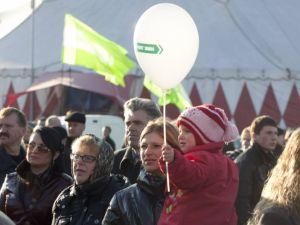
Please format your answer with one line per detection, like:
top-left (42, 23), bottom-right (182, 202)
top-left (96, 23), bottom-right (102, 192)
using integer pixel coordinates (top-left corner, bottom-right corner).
top-left (102, 118), bottom-right (180, 225)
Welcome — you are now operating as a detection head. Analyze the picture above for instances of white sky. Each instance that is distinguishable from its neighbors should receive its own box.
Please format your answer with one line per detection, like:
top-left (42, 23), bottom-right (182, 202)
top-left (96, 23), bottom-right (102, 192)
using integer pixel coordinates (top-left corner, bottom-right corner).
top-left (0, 0), bottom-right (43, 39)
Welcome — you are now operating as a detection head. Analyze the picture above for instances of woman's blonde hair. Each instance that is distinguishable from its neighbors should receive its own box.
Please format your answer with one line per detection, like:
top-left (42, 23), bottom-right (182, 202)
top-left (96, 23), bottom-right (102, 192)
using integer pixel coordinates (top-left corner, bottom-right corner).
top-left (248, 128), bottom-right (300, 224)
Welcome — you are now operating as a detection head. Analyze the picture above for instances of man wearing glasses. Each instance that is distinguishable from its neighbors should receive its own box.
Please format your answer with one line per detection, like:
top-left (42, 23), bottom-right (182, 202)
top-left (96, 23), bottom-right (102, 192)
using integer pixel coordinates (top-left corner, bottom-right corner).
top-left (0, 107), bottom-right (26, 186)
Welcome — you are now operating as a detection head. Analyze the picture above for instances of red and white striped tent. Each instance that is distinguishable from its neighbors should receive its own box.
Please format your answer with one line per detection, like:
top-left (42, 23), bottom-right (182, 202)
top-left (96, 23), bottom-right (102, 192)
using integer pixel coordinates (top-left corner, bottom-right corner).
top-left (0, 0), bottom-right (299, 130)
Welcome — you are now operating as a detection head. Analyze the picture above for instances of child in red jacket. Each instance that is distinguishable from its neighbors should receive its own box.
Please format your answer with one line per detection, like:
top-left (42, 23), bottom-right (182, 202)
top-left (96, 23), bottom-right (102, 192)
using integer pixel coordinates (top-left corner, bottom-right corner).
top-left (158, 104), bottom-right (239, 225)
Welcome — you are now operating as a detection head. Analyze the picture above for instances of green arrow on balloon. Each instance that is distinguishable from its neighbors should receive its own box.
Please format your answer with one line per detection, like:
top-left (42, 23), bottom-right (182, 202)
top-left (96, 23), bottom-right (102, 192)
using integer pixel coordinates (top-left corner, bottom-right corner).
top-left (137, 43), bottom-right (163, 54)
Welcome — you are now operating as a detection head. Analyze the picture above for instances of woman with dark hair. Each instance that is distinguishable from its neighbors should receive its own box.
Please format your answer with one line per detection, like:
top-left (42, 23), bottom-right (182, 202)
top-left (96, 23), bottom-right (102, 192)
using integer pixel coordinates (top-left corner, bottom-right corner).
top-left (0, 127), bottom-right (72, 225)
top-left (102, 118), bottom-right (180, 225)
top-left (247, 128), bottom-right (300, 225)
top-left (52, 134), bottom-right (127, 225)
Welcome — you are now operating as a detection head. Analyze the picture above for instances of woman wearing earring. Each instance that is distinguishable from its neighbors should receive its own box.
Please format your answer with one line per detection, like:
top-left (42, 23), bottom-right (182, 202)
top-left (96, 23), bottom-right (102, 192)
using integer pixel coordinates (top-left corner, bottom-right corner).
top-left (0, 127), bottom-right (72, 225)
top-left (52, 134), bottom-right (127, 225)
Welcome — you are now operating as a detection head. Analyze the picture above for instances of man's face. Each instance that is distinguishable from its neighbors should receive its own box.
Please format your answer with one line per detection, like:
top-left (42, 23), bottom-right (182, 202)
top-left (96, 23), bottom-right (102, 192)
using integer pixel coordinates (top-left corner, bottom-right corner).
top-left (124, 110), bottom-right (150, 150)
top-left (253, 125), bottom-right (278, 152)
top-left (241, 131), bottom-right (251, 150)
top-left (0, 113), bottom-right (25, 147)
top-left (102, 127), bottom-right (110, 139)
top-left (66, 122), bottom-right (85, 138)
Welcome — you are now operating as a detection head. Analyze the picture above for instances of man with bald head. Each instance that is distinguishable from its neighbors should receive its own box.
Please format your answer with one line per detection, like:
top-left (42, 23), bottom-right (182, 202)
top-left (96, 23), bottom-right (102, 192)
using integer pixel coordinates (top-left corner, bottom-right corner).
top-left (45, 115), bottom-right (62, 128)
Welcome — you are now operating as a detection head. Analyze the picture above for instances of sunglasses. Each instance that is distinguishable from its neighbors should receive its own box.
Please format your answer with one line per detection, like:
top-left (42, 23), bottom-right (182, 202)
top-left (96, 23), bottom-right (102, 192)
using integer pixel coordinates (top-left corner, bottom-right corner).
top-left (70, 153), bottom-right (97, 163)
top-left (28, 142), bottom-right (51, 153)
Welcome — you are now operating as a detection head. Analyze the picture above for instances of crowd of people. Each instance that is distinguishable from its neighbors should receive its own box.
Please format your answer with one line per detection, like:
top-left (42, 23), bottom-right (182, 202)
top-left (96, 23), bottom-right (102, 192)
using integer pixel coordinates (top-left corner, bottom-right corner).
top-left (0, 97), bottom-right (298, 225)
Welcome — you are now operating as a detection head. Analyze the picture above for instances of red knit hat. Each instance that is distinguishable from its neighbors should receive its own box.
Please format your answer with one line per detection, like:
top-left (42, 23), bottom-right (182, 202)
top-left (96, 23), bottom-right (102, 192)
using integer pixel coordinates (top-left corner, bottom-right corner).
top-left (177, 104), bottom-right (239, 145)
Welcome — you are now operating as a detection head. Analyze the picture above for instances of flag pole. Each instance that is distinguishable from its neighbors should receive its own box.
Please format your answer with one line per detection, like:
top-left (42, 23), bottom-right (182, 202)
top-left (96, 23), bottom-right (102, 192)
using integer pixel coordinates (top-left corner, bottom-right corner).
top-left (163, 90), bottom-right (170, 193)
top-left (30, 0), bottom-right (36, 121)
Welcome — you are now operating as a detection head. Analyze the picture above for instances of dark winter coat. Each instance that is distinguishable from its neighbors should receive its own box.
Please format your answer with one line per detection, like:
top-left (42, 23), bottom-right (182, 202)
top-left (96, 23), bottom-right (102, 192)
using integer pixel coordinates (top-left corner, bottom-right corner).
top-left (59, 137), bottom-right (74, 176)
top-left (0, 160), bottom-right (72, 225)
top-left (105, 136), bottom-right (116, 151)
top-left (235, 143), bottom-right (277, 225)
top-left (255, 205), bottom-right (300, 225)
top-left (112, 147), bottom-right (141, 184)
top-left (52, 175), bottom-right (128, 225)
top-left (0, 145), bottom-right (25, 187)
top-left (102, 170), bottom-right (165, 225)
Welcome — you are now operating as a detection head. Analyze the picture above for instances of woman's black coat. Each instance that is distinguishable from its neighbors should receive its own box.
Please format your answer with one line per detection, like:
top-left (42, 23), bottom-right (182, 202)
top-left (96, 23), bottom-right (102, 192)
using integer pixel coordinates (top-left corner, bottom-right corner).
top-left (102, 170), bottom-right (165, 225)
top-left (52, 175), bottom-right (127, 225)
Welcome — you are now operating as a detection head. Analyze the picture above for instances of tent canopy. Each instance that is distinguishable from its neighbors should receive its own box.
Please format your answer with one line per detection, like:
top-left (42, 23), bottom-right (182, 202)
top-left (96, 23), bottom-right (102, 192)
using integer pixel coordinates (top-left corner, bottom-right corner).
top-left (0, 0), bottom-right (299, 78)
top-left (0, 0), bottom-right (299, 129)
top-left (26, 72), bottom-right (140, 105)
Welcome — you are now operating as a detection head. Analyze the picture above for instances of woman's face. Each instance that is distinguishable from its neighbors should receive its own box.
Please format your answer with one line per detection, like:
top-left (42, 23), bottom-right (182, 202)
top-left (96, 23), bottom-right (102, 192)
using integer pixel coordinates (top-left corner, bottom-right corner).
top-left (72, 144), bottom-right (97, 185)
top-left (140, 132), bottom-right (163, 174)
top-left (26, 133), bottom-right (53, 170)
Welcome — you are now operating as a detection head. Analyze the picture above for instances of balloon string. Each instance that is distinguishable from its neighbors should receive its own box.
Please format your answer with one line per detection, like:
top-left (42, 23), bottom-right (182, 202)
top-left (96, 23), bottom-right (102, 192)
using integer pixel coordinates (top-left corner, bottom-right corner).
top-left (163, 90), bottom-right (170, 193)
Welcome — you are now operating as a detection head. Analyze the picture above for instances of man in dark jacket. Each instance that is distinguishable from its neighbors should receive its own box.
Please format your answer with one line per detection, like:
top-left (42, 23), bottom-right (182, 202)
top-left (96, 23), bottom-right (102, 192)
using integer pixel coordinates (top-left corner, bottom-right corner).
top-left (102, 126), bottom-right (116, 151)
top-left (0, 107), bottom-right (26, 187)
top-left (112, 98), bottom-right (161, 184)
top-left (235, 115), bottom-right (278, 225)
top-left (62, 111), bottom-right (86, 175)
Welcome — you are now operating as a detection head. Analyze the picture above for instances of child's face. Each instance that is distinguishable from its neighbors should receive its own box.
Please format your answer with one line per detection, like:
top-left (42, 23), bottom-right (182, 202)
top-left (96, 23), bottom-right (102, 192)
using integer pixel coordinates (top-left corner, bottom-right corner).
top-left (178, 125), bottom-right (196, 153)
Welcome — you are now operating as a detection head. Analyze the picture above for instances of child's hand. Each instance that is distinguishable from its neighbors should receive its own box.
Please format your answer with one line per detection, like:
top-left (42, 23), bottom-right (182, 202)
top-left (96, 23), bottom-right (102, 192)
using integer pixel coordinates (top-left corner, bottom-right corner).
top-left (162, 145), bottom-right (175, 163)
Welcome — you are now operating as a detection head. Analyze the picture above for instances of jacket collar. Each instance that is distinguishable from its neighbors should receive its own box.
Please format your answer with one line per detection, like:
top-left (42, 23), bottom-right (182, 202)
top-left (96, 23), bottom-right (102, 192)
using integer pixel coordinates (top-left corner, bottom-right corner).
top-left (71, 176), bottom-right (111, 197)
top-left (120, 147), bottom-right (141, 170)
top-left (252, 143), bottom-right (277, 163)
top-left (137, 170), bottom-right (165, 197)
top-left (16, 160), bottom-right (53, 186)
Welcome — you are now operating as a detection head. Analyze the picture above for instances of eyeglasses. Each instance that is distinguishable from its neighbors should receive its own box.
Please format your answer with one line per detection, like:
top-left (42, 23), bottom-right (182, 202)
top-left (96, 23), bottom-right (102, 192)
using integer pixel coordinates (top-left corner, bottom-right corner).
top-left (28, 142), bottom-right (51, 153)
top-left (70, 153), bottom-right (97, 163)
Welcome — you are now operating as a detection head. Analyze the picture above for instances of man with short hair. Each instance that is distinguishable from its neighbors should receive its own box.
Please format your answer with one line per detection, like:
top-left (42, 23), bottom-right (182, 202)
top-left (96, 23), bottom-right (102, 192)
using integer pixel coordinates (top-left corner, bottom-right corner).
top-left (0, 107), bottom-right (26, 186)
top-left (102, 126), bottom-right (116, 151)
top-left (63, 111), bottom-right (86, 175)
top-left (112, 97), bottom-right (161, 183)
top-left (235, 115), bottom-right (278, 225)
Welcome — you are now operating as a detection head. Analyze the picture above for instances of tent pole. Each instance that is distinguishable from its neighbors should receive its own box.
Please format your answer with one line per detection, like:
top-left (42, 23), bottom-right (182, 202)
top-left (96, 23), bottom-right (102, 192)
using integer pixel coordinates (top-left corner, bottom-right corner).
top-left (30, 0), bottom-right (36, 121)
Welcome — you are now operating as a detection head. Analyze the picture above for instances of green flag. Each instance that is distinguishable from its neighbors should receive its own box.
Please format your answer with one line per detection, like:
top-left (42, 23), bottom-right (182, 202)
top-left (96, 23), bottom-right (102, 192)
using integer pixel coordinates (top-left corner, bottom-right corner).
top-left (144, 77), bottom-right (191, 111)
top-left (62, 14), bottom-right (136, 86)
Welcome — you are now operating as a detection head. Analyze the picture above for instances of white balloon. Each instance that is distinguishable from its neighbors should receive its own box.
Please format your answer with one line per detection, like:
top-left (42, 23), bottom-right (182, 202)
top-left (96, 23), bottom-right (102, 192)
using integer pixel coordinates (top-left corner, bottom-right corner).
top-left (134, 3), bottom-right (199, 90)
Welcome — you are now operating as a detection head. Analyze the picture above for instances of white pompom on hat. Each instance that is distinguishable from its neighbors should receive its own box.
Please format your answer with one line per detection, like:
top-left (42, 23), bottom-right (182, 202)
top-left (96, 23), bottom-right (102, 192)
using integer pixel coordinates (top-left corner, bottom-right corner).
top-left (177, 104), bottom-right (239, 145)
